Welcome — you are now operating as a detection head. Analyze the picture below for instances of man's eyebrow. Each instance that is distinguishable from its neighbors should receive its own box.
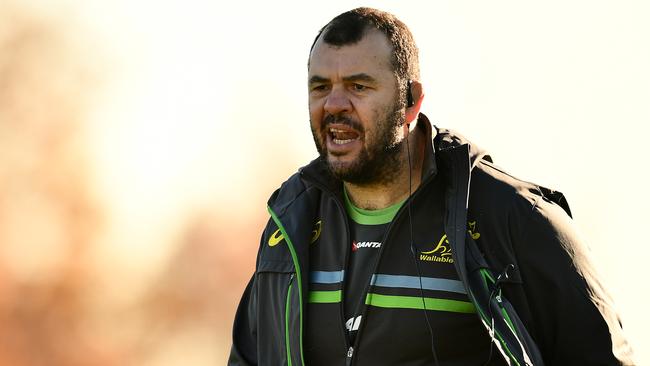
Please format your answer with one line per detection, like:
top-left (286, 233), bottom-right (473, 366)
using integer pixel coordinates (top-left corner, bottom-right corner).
top-left (342, 73), bottom-right (377, 84)
top-left (308, 73), bottom-right (378, 85)
top-left (309, 75), bottom-right (329, 85)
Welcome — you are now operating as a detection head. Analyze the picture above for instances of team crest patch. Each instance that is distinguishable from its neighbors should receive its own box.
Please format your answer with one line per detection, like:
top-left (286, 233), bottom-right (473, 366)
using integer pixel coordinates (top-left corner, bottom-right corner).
top-left (468, 220), bottom-right (480, 240)
top-left (420, 234), bottom-right (454, 263)
top-left (419, 221), bottom-right (481, 262)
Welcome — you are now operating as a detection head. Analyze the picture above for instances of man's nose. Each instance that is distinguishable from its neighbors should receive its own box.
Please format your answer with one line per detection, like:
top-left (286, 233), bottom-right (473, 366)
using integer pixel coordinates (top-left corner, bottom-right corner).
top-left (323, 87), bottom-right (352, 115)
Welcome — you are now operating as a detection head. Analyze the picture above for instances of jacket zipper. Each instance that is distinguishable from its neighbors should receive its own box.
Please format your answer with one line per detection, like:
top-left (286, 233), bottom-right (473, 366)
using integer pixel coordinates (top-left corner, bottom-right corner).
top-left (300, 166), bottom-right (435, 365)
top-left (302, 180), bottom-right (410, 365)
top-left (285, 274), bottom-right (295, 366)
top-left (340, 206), bottom-right (354, 354)
top-left (346, 346), bottom-right (354, 366)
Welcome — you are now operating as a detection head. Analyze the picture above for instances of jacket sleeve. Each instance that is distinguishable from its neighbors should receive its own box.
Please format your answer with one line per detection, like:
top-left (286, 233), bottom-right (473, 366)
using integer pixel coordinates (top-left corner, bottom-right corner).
top-left (228, 273), bottom-right (258, 366)
top-left (515, 198), bottom-right (635, 365)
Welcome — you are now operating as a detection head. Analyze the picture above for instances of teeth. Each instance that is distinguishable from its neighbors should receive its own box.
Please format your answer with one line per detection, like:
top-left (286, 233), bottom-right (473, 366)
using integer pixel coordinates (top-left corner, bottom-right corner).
top-left (329, 127), bottom-right (357, 145)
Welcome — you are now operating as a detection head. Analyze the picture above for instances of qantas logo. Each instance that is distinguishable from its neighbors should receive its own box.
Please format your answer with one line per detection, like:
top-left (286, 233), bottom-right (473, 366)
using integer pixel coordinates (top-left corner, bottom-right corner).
top-left (351, 240), bottom-right (382, 252)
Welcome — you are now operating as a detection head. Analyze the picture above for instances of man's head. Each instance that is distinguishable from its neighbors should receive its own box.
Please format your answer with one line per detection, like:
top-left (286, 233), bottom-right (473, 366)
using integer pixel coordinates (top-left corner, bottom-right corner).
top-left (309, 8), bottom-right (420, 95)
top-left (307, 8), bottom-right (422, 185)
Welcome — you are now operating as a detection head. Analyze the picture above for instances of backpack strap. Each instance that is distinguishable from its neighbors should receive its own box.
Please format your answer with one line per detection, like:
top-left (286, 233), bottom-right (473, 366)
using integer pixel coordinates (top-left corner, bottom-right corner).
top-left (465, 234), bottom-right (545, 366)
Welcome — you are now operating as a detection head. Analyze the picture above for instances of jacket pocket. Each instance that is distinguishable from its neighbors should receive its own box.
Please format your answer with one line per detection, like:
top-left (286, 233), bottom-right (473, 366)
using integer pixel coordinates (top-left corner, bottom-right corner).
top-left (285, 274), bottom-right (295, 366)
top-left (256, 261), bottom-right (299, 366)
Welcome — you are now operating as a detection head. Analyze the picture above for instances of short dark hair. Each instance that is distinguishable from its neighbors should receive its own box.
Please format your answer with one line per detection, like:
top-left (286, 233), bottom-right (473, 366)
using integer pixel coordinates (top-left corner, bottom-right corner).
top-left (309, 7), bottom-right (420, 85)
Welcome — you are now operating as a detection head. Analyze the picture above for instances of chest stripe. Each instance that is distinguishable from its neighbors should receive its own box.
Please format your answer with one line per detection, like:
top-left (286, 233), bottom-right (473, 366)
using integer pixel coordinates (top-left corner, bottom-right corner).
top-left (310, 270), bottom-right (345, 284)
top-left (308, 290), bottom-right (342, 303)
top-left (371, 274), bottom-right (467, 294)
top-left (365, 293), bottom-right (476, 313)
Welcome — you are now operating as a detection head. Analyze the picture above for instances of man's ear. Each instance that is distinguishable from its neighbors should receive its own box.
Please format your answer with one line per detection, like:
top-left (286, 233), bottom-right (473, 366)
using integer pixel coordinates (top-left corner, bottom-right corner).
top-left (405, 80), bottom-right (424, 124)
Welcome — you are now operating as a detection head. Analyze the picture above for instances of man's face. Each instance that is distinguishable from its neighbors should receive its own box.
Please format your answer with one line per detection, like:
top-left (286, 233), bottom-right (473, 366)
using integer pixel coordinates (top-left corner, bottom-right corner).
top-left (308, 29), bottom-right (405, 185)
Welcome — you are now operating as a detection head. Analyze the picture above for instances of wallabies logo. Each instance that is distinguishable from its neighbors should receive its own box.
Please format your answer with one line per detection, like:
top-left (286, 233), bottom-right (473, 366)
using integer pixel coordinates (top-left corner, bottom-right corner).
top-left (420, 221), bottom-right (481, 263)
top-left (420, 234), bottom-right (454, 263)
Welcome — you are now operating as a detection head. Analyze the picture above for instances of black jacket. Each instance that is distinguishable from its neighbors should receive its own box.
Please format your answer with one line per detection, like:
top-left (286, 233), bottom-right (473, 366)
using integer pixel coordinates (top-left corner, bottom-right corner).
top-left (229, 114), bottom-right (634, 365)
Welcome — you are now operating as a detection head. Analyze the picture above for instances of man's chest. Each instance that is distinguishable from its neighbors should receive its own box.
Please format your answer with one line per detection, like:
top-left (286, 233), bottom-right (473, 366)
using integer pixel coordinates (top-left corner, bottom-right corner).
top-left (303, 187), bottom-right (500, 365)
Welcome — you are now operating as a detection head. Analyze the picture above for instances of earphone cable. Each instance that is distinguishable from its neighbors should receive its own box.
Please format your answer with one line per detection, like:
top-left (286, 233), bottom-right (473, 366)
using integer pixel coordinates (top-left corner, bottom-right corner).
top-left (405, 125), bottom-right (440, 366)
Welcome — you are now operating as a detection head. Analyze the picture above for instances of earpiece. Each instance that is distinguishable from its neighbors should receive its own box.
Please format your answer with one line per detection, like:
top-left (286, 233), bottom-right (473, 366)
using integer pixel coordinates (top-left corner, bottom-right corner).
top-left (406, 80), bottom-right (414, 107)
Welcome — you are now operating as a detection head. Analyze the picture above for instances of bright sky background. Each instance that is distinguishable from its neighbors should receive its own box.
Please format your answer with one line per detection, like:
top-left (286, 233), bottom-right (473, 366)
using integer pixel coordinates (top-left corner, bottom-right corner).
top-left (43, 0), bottom-right (650, 362)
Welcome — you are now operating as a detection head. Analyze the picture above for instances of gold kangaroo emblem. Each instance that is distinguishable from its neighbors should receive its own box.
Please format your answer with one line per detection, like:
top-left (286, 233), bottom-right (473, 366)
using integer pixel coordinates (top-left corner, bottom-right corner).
top-left (422, 234), bottom-right (452, 256)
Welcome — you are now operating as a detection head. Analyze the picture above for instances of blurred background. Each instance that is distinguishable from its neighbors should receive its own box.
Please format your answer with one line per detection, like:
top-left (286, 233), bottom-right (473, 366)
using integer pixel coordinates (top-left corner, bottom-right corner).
top-left (0, 0), bottom-right (647, 365)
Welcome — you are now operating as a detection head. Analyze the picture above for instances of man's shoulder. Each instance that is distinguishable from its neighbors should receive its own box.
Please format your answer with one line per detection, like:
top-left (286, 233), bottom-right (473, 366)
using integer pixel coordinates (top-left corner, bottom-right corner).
top-left (433, 125), bottom-right (539, 209)
top-left (431, 123), bottom-right (570, 217)
top-left (474, 159), bottom-right (570, 213)
top-left (471, 160), bottom-right (541, 209)
top-left (467, 158), bottom-right (573, 240)
top-left (257, 161), bottom-right (329, 271)
top-left (256, 170), bottom-right (311, 272)
top-left (267, 157), bottom-right (337, 215)
top-left (267, 170), bottom-right (308, 210)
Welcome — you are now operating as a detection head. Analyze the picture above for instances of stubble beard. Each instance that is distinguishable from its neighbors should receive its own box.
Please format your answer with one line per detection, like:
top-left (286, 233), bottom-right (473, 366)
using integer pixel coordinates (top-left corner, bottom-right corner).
top-left (311, 102), bottom-right (405, 186)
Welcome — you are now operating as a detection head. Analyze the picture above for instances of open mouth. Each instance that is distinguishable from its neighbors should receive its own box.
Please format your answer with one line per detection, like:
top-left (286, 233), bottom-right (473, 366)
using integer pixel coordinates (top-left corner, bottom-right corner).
top-left (329, 127), bottom-right (360, 145)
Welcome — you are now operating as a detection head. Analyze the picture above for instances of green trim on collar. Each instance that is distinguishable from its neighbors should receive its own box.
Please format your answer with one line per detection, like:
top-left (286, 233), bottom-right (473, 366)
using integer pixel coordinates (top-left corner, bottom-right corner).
top-left (343, 188), bottom-right (404, 225)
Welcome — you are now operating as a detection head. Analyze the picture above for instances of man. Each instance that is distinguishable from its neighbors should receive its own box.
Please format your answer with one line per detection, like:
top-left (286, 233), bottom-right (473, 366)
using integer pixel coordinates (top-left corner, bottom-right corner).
top-left (229, 7), bottom-right (634, 366)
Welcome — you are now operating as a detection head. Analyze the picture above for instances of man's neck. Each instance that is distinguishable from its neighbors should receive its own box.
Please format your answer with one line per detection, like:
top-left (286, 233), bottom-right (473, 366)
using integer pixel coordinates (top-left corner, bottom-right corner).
top-left (344, 126), bottom-right (425, 210)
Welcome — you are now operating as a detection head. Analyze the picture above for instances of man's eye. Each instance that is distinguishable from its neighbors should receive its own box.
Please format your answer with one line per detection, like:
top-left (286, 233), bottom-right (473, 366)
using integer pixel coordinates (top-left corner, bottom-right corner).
top-left (311, 85), bottom-right (328, 92)
top-left (352, 84), bottom-right (366, 91)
